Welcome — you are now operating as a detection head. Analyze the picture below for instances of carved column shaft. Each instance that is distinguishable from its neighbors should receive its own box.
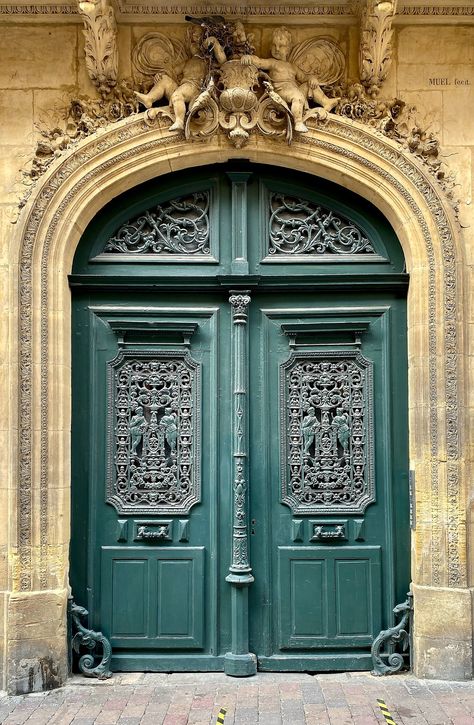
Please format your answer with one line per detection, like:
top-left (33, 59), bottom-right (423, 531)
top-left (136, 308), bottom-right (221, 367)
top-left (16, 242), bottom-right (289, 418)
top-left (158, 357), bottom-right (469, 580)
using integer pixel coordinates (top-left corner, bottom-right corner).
top-left (225, 291), bottom-right (256, 677)
top-left (227, 291), bottom-right (253, 579)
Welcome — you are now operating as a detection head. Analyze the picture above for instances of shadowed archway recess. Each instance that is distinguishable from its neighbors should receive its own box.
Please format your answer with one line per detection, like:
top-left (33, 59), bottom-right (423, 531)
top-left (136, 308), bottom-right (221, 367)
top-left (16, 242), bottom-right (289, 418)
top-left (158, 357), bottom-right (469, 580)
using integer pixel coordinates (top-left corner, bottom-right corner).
top-left (7, 112), bottom-right (469, 692)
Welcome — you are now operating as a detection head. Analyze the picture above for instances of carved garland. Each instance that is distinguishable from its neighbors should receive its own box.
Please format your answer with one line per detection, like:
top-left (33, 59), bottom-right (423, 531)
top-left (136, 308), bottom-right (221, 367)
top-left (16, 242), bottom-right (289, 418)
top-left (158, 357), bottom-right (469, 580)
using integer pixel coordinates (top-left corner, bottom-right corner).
top-left (17, 116), bottom-right (460, 593)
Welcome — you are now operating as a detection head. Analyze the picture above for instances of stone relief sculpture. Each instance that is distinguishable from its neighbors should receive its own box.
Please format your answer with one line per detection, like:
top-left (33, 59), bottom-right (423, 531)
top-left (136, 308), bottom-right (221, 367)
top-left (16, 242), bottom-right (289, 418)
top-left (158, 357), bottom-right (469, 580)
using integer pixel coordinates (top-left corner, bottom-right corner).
top-left (240, 27), bottom-right (339, 132)
top-left (134, 24), bottom-right (209, 131)
top-left (132, 17), bottom-right (345, 146)
top-left (19, 10), bottom-right (456, 209)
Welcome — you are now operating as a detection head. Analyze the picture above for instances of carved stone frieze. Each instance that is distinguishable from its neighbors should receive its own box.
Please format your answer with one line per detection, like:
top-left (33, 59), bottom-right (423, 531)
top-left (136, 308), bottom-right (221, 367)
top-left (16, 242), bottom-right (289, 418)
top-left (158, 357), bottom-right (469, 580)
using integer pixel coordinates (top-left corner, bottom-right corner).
top-left (1, 3), bottom-right (473, 17)
top-left (78, 0), bottom-right (118, 95)
top-left (107, 350), bottom-right (201, 515)
top-left (358, 0), bottom-right (398, 97)
top-left (280, 350), bottom-right (375, 514)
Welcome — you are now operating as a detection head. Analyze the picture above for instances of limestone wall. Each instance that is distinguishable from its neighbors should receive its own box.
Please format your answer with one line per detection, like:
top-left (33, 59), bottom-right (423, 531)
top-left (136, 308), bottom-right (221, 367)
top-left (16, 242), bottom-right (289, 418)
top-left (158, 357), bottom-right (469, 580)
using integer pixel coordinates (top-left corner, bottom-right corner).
top-left (0, 15), bottom-right (472, 691)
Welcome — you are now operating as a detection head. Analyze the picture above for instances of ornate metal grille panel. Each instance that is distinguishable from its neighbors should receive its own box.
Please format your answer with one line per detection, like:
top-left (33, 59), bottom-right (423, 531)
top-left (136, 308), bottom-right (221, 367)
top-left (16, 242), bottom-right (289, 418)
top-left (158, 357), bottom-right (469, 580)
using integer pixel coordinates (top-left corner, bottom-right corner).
top-left (280, 351), bottom-right (375, 514)
top-left (267, 192), bottom-right (376, 257)
top-left (100, 192), bottom-right (210, 256)
top-left (107, 351), bottom-right (201, 514)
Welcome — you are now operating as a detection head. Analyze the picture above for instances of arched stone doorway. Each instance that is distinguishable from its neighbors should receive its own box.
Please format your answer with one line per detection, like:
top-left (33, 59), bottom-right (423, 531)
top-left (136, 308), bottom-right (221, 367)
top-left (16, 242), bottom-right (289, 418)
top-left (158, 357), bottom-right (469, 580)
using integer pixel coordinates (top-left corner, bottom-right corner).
top-left (6, 115), bottom-right (469, 692)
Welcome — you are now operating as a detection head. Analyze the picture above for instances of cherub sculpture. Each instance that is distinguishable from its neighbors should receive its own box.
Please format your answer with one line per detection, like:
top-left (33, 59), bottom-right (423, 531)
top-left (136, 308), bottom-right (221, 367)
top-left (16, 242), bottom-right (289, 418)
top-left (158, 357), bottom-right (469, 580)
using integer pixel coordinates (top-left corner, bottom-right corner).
top-left (241, 27), bottom-right (340, 132)
top-left (134, 24), bottom-right (209, 131)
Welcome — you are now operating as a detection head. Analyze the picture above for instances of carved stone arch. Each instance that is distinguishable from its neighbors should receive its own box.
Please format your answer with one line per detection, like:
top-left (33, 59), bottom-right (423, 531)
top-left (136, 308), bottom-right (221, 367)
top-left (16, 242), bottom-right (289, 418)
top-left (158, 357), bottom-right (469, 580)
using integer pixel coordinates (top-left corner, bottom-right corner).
top-left (8, 113), bottom-right (469, 692)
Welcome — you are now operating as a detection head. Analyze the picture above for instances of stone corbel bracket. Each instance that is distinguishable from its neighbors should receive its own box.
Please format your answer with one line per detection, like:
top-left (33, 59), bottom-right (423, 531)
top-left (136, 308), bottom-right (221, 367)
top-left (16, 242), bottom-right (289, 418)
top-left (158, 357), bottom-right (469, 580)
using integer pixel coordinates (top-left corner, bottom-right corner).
top-left (358, 0), bottom-right (398, 97)
top-left (78, 0), bottom-right (118, 95)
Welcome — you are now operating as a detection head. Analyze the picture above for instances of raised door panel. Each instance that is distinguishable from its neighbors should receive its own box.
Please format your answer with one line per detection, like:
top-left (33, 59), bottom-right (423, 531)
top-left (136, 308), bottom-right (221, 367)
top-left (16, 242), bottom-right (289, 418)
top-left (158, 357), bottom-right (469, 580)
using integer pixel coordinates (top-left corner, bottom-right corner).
top-left (278, 547), bottom-right (381, 649)
top-left (101, 547), bottom-right (204, 648)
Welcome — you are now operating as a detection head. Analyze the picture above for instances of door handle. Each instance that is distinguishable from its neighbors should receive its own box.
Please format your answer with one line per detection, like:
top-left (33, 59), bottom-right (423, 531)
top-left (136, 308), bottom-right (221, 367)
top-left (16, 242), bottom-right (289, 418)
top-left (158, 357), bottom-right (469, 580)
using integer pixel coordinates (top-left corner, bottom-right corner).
top-left (136, 524), bottom-right (170, 541)
top-left (311, 523), bottom-right (346, 541)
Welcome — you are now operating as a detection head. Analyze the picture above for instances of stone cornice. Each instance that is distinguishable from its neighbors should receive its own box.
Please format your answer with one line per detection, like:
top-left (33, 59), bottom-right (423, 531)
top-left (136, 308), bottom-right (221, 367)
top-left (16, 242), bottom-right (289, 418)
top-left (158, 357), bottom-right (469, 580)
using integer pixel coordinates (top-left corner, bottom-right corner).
top-left (1, 2), bottom-right (473, 18)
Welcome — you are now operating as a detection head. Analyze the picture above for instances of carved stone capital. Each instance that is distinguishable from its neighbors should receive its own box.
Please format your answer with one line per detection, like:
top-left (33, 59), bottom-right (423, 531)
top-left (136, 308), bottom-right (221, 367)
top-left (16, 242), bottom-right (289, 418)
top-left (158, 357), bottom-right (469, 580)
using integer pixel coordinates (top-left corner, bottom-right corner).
top-left (78, 0), bottom-right (118, 95)
top-left (358, 0), bottom-right (398, 97)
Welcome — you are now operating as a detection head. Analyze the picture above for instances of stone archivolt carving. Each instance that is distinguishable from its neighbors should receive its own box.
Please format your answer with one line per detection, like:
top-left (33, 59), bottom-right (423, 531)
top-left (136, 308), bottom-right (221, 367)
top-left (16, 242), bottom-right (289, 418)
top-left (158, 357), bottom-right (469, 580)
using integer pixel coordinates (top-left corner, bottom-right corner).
top-left (358, 0), bottom-right (398, 98)
top-left (16, 112), bottom-right (462, 594)
top-left (133, 18), bottom-right (345, 146)
top-left (78, 0), bottom-right (118, 96)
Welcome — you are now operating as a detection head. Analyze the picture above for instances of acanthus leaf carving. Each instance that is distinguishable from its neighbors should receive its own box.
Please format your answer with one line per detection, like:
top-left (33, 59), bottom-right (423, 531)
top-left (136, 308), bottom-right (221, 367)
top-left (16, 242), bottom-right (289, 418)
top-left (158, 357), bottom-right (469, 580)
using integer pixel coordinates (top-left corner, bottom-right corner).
top-left (19, 14), bottom-right (457, 213)
top-left (358, 0), bottom-right (398, 97)
top-left (78, 0), bottom-right (118, 96)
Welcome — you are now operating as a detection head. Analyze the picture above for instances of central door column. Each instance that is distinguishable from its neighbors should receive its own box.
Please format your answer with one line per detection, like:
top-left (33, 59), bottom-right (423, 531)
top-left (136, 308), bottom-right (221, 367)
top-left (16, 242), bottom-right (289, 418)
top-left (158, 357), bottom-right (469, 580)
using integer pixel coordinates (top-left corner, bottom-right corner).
top-left (224, 290), bottom-right (257, 676)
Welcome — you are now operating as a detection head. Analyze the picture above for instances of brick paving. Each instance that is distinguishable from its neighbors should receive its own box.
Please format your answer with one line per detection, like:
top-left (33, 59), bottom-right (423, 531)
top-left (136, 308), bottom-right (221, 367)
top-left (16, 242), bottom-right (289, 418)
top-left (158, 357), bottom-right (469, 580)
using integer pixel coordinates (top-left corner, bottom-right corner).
top-left (0, 672), bottom-right (474, 725)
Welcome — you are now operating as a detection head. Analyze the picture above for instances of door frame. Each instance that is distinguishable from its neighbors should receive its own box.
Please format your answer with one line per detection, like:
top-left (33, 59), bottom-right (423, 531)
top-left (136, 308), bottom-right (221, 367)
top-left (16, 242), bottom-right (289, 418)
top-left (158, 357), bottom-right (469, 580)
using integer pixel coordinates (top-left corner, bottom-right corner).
top-left (7, 117), bottom-right (468, 692)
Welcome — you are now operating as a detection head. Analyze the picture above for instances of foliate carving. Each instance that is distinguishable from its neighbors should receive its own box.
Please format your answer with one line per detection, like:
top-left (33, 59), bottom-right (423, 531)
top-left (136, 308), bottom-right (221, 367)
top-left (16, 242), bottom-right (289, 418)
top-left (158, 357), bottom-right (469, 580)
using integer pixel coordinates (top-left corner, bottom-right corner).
top-left (21, 84), bottom-right (141, 207)
top-left (136, 19), bottom-right (345, 146)
top-left (101, 192), bottom-right (210, 256)
top-left (280, 351), bottom-right (375, 514)
top-left (335, 83), bottom-right (456, 201)
top-left (107, 351), bottom-right (201, 515)
top-left (78, 0), bottom-right (118, 96)
top-left (268, 192), bottom-right (375, 256)
top-left (358, 0), bottom-right (398, 97)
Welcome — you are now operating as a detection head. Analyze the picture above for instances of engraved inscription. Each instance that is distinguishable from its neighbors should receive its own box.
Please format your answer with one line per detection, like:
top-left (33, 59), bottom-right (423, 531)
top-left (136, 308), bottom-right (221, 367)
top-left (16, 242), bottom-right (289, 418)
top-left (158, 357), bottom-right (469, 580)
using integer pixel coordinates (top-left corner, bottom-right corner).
top-left (107, 351), bottom-right (200, 514)
top-left (280, 351), bottom-right (375, 514)
top-left (268, 192), bottom-right (375, 256)
top-left (101, 192), bottom-right (210, 256)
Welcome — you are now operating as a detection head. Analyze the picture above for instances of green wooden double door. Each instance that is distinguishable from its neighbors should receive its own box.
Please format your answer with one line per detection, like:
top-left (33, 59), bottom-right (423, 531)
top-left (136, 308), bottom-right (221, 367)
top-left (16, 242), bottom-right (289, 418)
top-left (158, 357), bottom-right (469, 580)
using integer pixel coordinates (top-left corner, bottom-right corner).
top-left (71, 165), bottom-right (409, 674)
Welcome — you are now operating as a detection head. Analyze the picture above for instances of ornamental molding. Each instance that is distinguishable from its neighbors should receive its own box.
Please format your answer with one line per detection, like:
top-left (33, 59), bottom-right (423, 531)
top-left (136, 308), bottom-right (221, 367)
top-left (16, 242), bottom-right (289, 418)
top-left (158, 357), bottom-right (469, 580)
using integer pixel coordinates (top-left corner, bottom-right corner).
top-left (1, 3), bottom-right (473, 15)
top-left (78, 0), bottom-right (118, 95)
top-left (15, 113), bottom-right (463, 592)
top-left (358, 0), bottom-right (398, 97)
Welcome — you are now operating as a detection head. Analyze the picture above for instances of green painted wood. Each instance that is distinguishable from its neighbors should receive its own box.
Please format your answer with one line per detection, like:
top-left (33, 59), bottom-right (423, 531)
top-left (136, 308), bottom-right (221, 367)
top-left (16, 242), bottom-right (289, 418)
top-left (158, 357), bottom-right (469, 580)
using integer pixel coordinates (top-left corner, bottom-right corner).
top-left (70, 163), bottom-right (409, 674)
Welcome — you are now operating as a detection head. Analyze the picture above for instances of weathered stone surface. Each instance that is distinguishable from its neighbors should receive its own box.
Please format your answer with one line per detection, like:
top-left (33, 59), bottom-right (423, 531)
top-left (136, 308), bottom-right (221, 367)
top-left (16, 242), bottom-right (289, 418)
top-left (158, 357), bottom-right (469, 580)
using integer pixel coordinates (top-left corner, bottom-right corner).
top-left (0, 26), bottom-right (77, 89)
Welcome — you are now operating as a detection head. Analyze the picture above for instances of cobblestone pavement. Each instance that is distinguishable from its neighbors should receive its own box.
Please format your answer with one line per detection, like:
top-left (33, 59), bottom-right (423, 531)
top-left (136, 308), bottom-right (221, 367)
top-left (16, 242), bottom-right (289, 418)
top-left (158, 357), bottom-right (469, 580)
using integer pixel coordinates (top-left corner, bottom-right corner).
top-left (1, 672), bottom-right (474, 725)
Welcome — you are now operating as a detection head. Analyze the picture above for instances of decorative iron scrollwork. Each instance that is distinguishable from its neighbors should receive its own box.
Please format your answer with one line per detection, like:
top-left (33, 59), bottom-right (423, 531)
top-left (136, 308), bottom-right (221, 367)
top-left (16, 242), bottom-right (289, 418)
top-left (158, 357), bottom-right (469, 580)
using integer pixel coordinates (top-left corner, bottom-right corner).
top-left (71, 602), bottom-right (112, 680)
top-left (107, 350), bottom-right (201, 515)
top-left (371, 595), bottom-right (412, 676)
top-left (280, 351), bottom-right (375, 514)
top-left (101, 192), bottom-right (210, 256)
top-left (268, 193), bottom-right (376, 257)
